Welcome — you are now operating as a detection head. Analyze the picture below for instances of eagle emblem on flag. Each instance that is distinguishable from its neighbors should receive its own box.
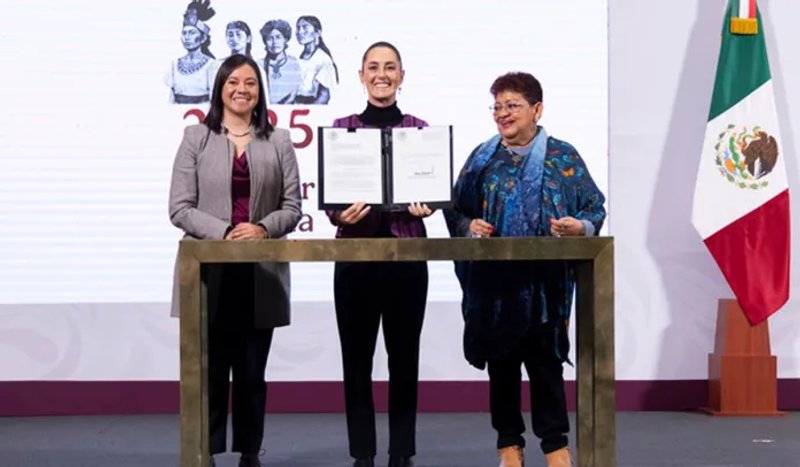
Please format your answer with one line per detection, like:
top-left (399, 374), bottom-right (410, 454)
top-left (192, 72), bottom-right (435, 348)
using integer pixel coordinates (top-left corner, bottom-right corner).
top-left (714, 125), bottom-right (779, 190)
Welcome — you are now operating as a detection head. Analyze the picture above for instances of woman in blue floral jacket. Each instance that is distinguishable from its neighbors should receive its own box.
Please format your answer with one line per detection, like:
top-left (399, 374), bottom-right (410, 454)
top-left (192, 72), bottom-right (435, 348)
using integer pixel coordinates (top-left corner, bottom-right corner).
top-left (444, 72), bottom-right (606, 467)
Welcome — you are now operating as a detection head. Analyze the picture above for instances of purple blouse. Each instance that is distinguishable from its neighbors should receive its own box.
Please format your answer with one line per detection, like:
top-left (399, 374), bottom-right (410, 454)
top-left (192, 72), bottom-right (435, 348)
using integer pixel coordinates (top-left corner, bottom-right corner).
top-left (326, 114), bottom-right (429, 238)
top-left (231, 153), bottom-right (250, 225)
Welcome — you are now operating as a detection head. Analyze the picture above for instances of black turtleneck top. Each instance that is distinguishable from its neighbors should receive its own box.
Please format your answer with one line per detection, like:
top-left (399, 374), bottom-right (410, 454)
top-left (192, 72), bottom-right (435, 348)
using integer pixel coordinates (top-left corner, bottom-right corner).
top-left (358, 101), bottom-right (404, 128)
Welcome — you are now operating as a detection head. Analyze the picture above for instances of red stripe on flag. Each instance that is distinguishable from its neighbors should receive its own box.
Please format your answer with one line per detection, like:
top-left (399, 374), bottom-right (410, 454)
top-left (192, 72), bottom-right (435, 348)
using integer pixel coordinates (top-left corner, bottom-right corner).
top-left (749, 0), bottom-right (757, 18)
top-left (704, 189), bottom-right (790, 325)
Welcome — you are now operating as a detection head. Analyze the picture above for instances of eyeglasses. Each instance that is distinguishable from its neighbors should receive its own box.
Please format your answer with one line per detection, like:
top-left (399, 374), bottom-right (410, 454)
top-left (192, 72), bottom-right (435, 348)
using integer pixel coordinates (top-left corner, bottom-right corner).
top-left (490, 102), bottom-right (528, 114)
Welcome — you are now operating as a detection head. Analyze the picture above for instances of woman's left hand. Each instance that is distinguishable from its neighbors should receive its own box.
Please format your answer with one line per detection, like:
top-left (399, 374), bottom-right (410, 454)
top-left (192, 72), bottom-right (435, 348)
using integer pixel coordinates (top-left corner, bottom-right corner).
top-left (226, 222), bottom-right (268, 240)
top-left (407, 202), bottom-right (434, 218)
top-left (549, 216), bottom-right (584, 237)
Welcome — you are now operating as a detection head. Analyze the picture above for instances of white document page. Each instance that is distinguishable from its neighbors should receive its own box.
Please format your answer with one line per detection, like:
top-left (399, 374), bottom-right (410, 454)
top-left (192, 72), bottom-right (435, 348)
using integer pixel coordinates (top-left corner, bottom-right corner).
top-left (321, 128), bottom-right (384, 205)
top-left (391, 126), bottom-right (452, 204)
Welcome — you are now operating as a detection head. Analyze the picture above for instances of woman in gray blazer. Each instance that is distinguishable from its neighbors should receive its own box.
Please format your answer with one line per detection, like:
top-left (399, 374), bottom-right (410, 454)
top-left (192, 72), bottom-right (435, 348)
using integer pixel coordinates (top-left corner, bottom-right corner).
top-left (169, 54), bottom-right (302, 467)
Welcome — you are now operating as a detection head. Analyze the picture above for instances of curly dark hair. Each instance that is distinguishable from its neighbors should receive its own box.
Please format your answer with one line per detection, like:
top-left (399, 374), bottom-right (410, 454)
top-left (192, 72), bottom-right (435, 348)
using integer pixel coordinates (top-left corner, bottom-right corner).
top-left (260, 19), bottom-right (292, 44)
top-left (490, 72), bottom-right (543, 104)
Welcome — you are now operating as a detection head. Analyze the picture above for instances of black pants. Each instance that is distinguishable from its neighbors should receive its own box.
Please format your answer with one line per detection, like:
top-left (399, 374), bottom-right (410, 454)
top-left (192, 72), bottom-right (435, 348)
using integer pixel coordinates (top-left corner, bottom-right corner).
top-left (334, 261), bottom-right (428, 459)
top-left (487, 325), bottom-right (569, 454)
top-left (208, 264), bottom-right (274, 455)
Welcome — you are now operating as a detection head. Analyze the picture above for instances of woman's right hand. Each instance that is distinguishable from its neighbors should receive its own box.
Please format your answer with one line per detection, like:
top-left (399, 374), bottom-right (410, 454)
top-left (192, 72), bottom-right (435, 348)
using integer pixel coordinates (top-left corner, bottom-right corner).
top-left (336, 202), bottom-right (372, 225)
top-left (469, 219), bottom-right (494, 237)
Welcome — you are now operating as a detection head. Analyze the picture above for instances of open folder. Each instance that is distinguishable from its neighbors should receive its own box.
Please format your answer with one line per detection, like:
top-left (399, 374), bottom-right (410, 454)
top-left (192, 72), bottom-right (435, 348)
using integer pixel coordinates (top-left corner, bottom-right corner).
top-left (317, 125), bottom-right (454, 211)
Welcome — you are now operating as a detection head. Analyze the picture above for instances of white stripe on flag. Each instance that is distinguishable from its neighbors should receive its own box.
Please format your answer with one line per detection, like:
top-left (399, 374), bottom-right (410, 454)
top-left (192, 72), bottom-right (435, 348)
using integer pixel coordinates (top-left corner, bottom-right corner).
top-left (692, 81), bottom-right (788, 239)
top-left (739, 0), bottom-right (755, 19)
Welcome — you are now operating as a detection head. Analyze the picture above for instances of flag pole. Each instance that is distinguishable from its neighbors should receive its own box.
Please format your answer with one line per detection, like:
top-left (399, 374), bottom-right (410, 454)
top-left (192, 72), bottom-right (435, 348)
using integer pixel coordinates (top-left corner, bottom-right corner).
top-left (692, 0), bottom-right (790, 416)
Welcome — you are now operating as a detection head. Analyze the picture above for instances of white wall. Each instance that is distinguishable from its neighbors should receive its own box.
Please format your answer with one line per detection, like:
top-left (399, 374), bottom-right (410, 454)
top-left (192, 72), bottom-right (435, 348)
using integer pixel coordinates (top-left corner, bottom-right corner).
top-left (610, 0), bottom-right (800, 379)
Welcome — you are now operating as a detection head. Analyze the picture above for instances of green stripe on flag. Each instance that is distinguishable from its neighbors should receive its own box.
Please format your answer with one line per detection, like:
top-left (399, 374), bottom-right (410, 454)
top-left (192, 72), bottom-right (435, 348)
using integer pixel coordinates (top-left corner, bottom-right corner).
top-left (731, 0), bottom-right (742, 18)
top-left (708, 1), bottom-right (771, 121)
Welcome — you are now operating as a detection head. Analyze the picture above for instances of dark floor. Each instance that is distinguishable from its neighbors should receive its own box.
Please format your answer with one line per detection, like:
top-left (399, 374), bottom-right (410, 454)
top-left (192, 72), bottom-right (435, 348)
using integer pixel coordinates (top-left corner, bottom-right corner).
top-left (0, 412), bottom-right (797, 466)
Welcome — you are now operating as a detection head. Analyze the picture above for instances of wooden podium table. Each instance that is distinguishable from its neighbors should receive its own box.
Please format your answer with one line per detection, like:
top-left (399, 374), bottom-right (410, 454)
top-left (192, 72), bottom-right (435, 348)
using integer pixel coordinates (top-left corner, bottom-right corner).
top-left (178, 237), bottom-right (615, 467)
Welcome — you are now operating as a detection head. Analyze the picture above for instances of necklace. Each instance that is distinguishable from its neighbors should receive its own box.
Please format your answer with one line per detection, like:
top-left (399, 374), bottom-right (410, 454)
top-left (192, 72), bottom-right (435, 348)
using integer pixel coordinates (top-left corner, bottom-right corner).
top-left (224, 125), bottom-right (251, 137)
top-left (177, 54), bottom-right (210, 75)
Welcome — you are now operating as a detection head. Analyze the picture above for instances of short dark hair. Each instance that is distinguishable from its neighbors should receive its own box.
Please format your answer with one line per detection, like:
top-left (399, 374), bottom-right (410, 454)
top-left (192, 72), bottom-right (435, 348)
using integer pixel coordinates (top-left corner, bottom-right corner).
top-left (205, 54), bottom-right (273, 139)
top-left (490, 72), bottom-right (543, 104)
top-left (361, 41), bottom-right (403, 68)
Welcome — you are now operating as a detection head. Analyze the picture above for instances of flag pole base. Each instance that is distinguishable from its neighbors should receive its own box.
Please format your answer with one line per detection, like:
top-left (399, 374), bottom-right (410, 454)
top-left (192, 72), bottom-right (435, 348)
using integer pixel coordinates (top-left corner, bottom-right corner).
top-left (704, 299), bottom-right (784, 416)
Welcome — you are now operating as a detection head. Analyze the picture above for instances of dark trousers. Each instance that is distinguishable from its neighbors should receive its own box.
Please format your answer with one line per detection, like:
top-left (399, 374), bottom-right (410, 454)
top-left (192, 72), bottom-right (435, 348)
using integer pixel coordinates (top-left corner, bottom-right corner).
top-left (334, 261), bottom-right (428, 459)
top-left (208, 264), bottom-right (274, 455)
top-left (487, 325), bottom-right (569, 454)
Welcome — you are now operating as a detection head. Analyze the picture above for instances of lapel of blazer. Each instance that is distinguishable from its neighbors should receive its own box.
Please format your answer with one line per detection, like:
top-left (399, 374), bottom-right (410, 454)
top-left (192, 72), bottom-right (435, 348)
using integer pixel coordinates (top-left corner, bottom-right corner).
top-left (202, 129), bottom-right (233, 169)
top-left (205, 130), bottom-right (234, 219)
top-left (248, 136), bottom-right (268, 219)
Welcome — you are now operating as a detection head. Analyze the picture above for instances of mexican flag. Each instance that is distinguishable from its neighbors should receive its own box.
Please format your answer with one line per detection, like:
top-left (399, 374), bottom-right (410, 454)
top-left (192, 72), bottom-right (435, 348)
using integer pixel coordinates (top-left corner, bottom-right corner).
top-left (691, 0), bottom-right (790, 325)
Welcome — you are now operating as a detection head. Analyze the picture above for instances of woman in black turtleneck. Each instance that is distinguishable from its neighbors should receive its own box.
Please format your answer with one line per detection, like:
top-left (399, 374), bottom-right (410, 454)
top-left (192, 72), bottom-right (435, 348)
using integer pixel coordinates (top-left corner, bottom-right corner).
top-left (325, 42), bottom-right (433, 467)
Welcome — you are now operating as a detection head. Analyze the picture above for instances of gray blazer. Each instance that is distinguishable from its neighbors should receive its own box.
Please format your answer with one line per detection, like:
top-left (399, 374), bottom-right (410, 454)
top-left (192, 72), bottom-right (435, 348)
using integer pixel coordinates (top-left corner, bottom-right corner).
top-left (168, 124), bottom-right (302, 328)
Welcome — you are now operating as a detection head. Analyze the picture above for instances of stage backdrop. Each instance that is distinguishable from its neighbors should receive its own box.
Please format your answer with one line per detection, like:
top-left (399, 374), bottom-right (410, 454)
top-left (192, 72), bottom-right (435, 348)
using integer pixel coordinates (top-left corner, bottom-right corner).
top-left (0, 0), bottom-right (607, 384)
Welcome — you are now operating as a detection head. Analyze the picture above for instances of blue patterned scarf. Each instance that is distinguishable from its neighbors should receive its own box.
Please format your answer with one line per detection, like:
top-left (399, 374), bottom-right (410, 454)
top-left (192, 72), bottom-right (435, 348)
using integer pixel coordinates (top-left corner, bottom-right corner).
top-left (454, 127), bottom-right (548, 236)
top-left (451, 128), bottom-right (554, 369)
